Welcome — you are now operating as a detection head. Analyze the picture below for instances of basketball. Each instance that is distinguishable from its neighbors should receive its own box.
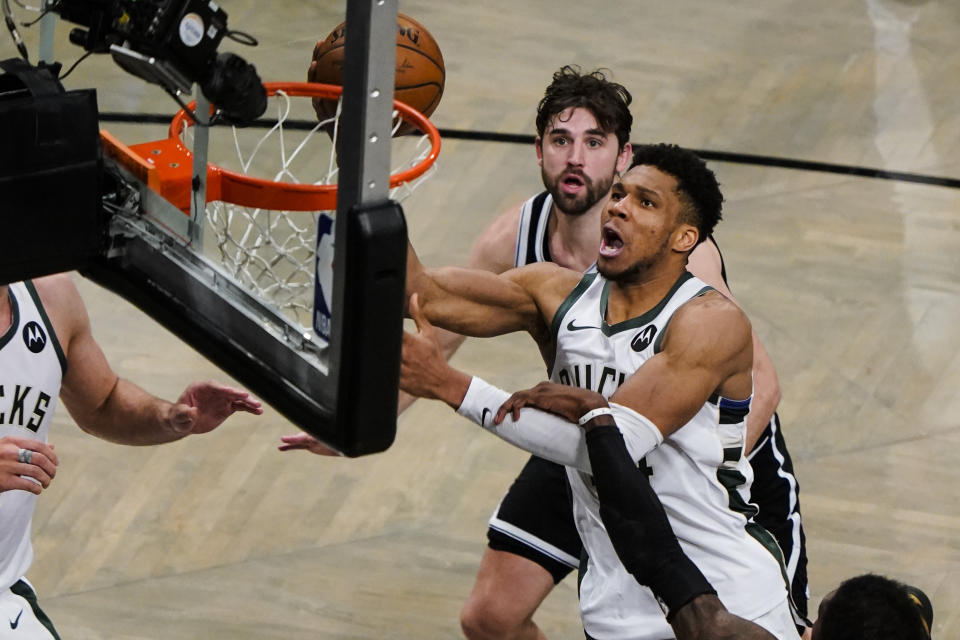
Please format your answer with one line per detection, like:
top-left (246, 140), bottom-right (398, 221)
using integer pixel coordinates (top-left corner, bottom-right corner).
top-left (308, 13), bottom-right (445, 132)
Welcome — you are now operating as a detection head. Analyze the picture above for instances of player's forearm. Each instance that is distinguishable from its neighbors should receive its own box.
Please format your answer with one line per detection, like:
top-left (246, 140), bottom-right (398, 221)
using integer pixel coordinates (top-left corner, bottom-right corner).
top-left (456, 377), bottom-right (592, 470)
top-left (73, 379), bottom-right (183, 445)
top-left (746, 333), bottom-right (781, 451)
top-left (405, 238), bottom-right (428, 306)
top-left (669, 594), bottom-right (776, 640)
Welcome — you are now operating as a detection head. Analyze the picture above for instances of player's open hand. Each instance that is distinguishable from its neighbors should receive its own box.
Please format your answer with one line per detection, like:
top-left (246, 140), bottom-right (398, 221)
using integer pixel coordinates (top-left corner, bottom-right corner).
top-left (495, 381), bottom-right (608, 425)
top-left (168, 381), bottom-right (263, 435)
top-left (400, 294), bottom-right (472, 407)
top-left (278, 433), bottom-right (343, 456)
top-left (0, 435), bottom-right (58, 495)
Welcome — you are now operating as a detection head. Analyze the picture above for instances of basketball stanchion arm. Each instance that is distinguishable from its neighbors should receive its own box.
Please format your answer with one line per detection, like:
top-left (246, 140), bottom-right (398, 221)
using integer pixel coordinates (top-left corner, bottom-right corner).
top-left (188, 90), bottom-right (211, 246)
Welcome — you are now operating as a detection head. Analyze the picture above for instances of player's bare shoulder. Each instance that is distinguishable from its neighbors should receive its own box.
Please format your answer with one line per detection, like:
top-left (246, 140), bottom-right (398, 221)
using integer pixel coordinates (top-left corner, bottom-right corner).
top-left (663, 290), bottom-right (752, 362)
top-left (31, 273), bottom-right (88, 349)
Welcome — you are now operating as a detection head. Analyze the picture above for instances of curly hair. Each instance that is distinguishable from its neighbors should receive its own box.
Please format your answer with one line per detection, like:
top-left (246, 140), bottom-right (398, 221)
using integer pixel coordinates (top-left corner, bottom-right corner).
top-left (629, 143), bottom-right (723, 245)
top-left (535, 65), bottom-right (633, 149)
top-left (816, 574), bottom-right (931, 640)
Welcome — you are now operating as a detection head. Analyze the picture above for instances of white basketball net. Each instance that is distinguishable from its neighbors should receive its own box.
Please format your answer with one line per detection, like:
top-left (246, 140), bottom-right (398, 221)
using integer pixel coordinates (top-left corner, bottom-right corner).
top-left (177, 90), bottom-right (437, 333)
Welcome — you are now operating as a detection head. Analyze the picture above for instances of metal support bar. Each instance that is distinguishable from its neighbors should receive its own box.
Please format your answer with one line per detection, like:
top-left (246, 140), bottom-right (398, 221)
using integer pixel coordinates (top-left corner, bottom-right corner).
top-left (326, 0), bottom-right (398, 378)
top-left (38, 0), bottom-right (57, 63)
top-left (189, 90), bottom-right (210, 247)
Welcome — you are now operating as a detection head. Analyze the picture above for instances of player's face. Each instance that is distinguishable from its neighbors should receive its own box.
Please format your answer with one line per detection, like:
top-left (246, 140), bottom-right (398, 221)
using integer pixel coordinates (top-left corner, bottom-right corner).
top-left (596, 164), bottom-right (698, 282)
top-left (537, 107), bottom-right (628, 216)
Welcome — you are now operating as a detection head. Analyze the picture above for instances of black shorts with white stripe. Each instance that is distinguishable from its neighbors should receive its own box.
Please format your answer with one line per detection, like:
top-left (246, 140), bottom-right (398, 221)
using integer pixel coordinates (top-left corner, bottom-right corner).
top-left (487, 455), bottom-right (582, 584)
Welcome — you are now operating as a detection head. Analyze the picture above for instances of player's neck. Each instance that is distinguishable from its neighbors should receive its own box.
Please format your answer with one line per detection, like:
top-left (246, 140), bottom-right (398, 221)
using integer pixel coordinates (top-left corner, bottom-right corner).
top-left (547, 202), bottom-right (603, 272)
top-left (604, 263), bottom-right (687, 325)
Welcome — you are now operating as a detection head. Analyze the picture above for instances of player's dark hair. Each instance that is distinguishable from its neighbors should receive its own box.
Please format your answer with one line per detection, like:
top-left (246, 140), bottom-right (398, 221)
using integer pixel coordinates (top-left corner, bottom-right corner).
top-left (536, 65), bottom-right (633, 150)
top-left (629, 143), bottom-right (723, 246)
top-left (816, 574), bottom-right (931, 640)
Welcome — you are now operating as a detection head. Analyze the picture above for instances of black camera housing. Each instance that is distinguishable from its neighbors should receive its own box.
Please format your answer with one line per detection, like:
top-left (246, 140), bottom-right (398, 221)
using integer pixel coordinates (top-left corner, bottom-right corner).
top-left (0, 59), bottom-right (104, 285)
top-left (57, 0), bottom-right (227, 93)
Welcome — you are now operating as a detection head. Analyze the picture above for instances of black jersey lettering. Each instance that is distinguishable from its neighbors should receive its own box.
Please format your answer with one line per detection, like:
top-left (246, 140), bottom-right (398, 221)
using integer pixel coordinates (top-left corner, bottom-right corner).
top-left (26, 391), bottom-right (51, 433)
top-left (9, 385), bottom-right (31, 426)
top-left (556, 363), bottom-right (629, 395)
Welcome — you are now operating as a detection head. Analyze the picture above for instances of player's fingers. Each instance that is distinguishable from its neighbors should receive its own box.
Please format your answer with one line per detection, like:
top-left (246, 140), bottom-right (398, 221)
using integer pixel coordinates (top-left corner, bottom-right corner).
top-left (280, 434), bottom-right (313, 446)
top-left (2, 474), bottom-right (42, 495)
top-left (4, 440), bottom-right (58, 473)
top-left (15, 462), bottom-right (53, 488)
top-left (401, 328), bottom-right (418, 355)
top-left (495, 393), bottom-right (526, 424)
top-left (26, 451), bottom-right (56, 480)
top-left (408, 294), bottom-right (434, 337)
top-left (233, 398), bottom-right (263, 414)
top-left (5, 436), bottom-right (58, 466)
top-left (43, 441), bottom-right (58, 466)
top-left (408, 293), bottom-right (421, 327)
top-left (494, 399), bottom-right (513, 424)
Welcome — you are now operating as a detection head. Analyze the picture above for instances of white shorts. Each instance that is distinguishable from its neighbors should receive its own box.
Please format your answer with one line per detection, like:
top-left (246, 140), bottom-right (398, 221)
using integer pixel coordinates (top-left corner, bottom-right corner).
top-left (753, 598), bottom-right (802, 640)
top-left (0, 580), bottom-right (59, 640)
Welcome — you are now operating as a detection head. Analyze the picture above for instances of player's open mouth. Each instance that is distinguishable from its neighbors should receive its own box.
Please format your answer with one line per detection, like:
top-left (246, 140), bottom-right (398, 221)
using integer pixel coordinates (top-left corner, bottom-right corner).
top-left (599, 226), bottom-right (624, 258)
top-left (561, 173), bottom-right (585, 194)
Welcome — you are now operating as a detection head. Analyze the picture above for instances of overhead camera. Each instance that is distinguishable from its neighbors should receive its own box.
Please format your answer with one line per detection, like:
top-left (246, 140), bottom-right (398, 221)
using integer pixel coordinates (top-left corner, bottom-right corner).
top-left (7, 0), bottom-right (267, 122)
top-left (0, 0), bottom-right (266, 285)
top-left (55, 0), bottom-right (266, 122)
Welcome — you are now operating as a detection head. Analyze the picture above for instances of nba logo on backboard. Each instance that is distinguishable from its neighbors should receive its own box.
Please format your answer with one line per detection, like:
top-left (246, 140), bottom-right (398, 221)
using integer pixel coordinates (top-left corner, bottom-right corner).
top-left (314, 213), bottom-right (335, 343)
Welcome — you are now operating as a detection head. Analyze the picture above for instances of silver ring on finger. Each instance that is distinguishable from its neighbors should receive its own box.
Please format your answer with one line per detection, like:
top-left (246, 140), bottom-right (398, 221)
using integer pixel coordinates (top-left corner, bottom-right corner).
top-left (17, 448), bottom-right (33, 464)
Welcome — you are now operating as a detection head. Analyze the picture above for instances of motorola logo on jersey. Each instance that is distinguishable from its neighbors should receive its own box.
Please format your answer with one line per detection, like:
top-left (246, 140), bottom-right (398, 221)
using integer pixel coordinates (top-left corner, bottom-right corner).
top-left (22, 321), bottom-right (47, 354)
top-left (630, 325), bottom-right (657, 352)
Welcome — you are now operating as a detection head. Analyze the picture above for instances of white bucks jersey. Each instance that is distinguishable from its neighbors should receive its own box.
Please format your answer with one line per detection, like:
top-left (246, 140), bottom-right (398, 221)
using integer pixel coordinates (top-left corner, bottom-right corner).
top-left (0, 282), bottom-right (65, 590)
top-left (551, 272), bottom-right (790, 639)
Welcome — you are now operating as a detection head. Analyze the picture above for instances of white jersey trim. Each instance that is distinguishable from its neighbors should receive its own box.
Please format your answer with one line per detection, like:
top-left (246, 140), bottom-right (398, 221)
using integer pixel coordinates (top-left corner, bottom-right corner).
top-left (514, 191), bottom-right (553, 267)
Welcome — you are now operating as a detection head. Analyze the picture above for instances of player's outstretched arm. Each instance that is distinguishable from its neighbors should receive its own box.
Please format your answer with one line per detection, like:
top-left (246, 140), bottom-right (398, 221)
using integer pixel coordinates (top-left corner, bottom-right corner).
top-left (397, 205), bottom-right (520, 413)
top-left (405, 236), bottom-right (578, 341)
top-left (401, 300), bottom-right (597, 469)
top-left (37, 275), bottom-right (262, 446)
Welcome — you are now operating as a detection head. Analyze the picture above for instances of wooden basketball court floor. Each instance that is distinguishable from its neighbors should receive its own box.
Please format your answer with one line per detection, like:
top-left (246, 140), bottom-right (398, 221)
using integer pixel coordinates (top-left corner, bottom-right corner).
top-left (4, 0), bottom-right (960, 636)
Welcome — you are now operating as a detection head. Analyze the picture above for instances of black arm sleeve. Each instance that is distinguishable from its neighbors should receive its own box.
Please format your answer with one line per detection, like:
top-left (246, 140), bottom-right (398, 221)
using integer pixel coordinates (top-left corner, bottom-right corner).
top-left (585, 424), bottom-right (717, 619)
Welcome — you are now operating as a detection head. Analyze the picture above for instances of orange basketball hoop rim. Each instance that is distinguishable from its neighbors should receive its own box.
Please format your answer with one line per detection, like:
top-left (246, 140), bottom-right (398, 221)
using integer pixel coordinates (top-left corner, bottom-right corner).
top-left (100, 82), bottom-right (441, 213)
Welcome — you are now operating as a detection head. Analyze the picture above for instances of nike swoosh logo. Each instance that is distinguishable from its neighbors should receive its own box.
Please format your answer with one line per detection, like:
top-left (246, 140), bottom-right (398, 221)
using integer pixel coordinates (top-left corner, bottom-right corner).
top-left (10, 609), bottom-right (22, 629)
top-left (481, 408), bottom-right (491, 426)
top-left (567, 319), bottom-right (601, 332)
